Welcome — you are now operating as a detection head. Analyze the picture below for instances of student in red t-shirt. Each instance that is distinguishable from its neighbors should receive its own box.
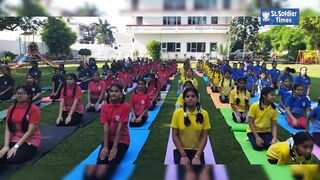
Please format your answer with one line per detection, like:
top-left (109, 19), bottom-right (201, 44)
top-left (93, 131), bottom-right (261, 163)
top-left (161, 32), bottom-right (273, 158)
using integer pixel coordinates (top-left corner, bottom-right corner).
top-left (56, 73), bottom-right (84, 126)
top-left (86, 72), bottom-right (106, 112)
top-left (117, 67), bottom-right (129, 91)
top-left (127, 67), bottom-right (134, 88)
top-left (157, 63), bottom-right (169, 90)
top-left (0, 85), bottom-right (41, 164)
top-left (129, 78), bottom-right (151, 127)
top-left (97, 84), bottom-right (130, 174)
top-left (147, 73), bottom-right (161, 110)
top-left (104, 69), bottom-right (116, 91)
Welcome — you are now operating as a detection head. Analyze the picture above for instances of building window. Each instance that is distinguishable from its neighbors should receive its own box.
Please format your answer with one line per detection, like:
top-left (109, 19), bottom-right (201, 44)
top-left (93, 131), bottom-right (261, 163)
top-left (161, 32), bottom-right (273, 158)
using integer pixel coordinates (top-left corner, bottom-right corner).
top-left (210, 43), bottom-right (217, 52)
top-left (132, 0), bottom-right (139, 10)
top-left (223, 0), bottom-right (231, 9)
top-left (162, 42), bottom-right (181, 52)
top-left (194, 0), bottom-right (217, 10)
top-left (163, 16), bottom-right (181, 25)
top-left (188, 16), bottom-right (207, 25)
top-left (164, 0), bottom-right (185, 10)
top-left (187, 42), bottom-right (206, 52)
top-left (211, 16), bottom-right (218, 24)
top-left (136, 17), bottom-right (143, 25)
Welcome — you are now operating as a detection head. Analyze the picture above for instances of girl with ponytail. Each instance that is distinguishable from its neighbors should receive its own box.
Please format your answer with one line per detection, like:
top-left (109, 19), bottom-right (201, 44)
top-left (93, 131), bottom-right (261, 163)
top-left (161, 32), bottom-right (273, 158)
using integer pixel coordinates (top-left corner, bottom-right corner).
top-left (171, 87), bottom-right (211, 165)
top-left (0, 86), bottom-right (41, 164)
top-left (230, 78), bottom-right (251, 123)
top-left (247, 87), bottom-right (278, 151)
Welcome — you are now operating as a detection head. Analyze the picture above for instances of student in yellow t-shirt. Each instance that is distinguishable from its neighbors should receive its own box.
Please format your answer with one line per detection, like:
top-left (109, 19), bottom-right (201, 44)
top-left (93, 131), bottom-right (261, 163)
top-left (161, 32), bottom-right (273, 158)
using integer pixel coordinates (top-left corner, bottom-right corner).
top-left (229, 77), bottom-right (251, 123)
top-left (209, 65), bottom-right (222, 93)
top-left (171, 87), bottom-right (211, 165)
top-left (218, 70), bottom-right (234, 103)
top-left (247, 87), bottom-right (278, 151)
top-left (179, 68), bottom-right (199, 89)
top-left (267, 132), bottom-right (313, 164)
top-left (291, 165), bottom-right (320, 180)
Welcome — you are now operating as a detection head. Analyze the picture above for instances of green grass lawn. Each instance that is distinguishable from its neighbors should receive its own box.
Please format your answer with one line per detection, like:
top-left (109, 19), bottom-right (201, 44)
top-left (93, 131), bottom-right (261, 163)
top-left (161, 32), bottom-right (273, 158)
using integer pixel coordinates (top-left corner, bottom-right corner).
top-left (0, 63), bottom-right (319, 180)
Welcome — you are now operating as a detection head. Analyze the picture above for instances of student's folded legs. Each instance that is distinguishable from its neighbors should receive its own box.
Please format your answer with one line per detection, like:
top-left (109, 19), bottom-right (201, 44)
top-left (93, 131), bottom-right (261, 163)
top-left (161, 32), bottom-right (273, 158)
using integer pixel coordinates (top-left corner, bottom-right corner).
top-left (129, 115), bottom-right (147, 127)
top-left (96, 142), bottom-right (129, 165)
top-left (247, 132), bottom-right (273, 151)
top-left (0, 142), bottom-right (37, 164)
top-left (56, 111), bottom-right (83, 126)
top-left (173, 149), bottom-right (205, 165)
top-left (286, 116), bottom-right (307, 129)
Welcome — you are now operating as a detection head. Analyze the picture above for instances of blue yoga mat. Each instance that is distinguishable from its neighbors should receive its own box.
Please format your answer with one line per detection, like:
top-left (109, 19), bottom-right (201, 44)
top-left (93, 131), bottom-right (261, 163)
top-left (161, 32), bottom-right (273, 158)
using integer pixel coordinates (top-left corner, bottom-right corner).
top-left (128, 105), bottom-right (161, 130)
top-left (277, 113), bottom-right (313, 134)
top-left (203, 77), bottom-right (210, 86)
top-left (64, 130), bottom-right (150, 180)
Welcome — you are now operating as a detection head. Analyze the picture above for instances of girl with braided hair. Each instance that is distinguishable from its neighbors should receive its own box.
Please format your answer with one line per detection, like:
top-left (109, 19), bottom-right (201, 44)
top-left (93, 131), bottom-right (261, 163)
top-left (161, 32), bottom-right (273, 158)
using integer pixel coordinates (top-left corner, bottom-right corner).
top-left (171, 87), bottom-right (211, 165)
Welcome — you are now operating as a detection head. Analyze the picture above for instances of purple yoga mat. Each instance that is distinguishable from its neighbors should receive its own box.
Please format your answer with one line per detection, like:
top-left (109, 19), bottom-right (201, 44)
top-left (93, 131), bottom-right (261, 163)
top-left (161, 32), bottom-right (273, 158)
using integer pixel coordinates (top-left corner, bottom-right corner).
top-left (165, 165), bottom-right (228, 180)
top-left (312, 145), bottom-right (320, 160)
top-left (164, 129), bottom-right (216, 165)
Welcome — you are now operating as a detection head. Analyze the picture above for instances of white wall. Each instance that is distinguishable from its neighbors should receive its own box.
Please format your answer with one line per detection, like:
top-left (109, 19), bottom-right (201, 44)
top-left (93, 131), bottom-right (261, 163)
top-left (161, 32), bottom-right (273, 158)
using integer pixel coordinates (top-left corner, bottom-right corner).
top-left (133, 33), bottom-right (229, 59)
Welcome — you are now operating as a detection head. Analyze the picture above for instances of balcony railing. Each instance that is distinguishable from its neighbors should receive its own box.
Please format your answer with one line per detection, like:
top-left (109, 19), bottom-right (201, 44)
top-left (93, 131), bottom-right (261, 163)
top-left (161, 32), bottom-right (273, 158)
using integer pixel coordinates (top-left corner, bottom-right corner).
top-left (127, 24), bottom-right (229, 34)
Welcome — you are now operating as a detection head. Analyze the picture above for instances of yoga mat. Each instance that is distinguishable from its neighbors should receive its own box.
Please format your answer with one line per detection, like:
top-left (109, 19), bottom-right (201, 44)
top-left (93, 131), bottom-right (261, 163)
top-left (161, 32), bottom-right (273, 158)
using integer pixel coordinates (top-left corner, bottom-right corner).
top-left (263, 165), bottom-right (293, 180)
top-left (164, 129), bottom-right (215, 165)
top-left (277, 113), bottom-right (313, 134)
top-left (210, 93), bottom-right (231, 109)
top-left (78, 111), bottom-right (100, 128)
top-left (64, 130), bottom-right (150, 180)
top-left (214, 165), bottom-right (229, 180)
top-left (203, 77), bottom-right (210, 86)
top-left (312, 145), bottom-right (320, 160)
top-left (233, 131), bottom-right (268, 165)
top-left (165, 166), bottom-right (178, 180)
top-left (0, 124), bottom-right (78, 179)
top-left (0, 95), bottom-right (16, 103)
top-left (42, 86), bottom-right (52, 92)
top-left (220, 108), bottom-right (247, 132)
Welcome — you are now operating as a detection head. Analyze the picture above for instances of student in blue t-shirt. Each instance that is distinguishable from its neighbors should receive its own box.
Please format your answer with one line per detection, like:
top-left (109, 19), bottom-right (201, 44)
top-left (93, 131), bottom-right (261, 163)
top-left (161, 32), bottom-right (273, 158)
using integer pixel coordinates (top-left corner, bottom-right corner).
top-left (279, 67), bottom-right (295, 87)
top-left (278, 78), bottom-right (292, 110)
top-left (259, 62), bottom-right (267, 75)
top-left (231, 63), bottom-right (238, 82)
top-left (245, 69), bottom-right (257, 97)
top-left (246, 61), bottom-right (253, 71)
top-left (221, 60), bottom-right (231, 75)
top-left (307, 100), bottom-right (320, 146)
top-left (257, 71), bottom-right (272, 96)
top-left (252, 60), bottom-right (262, 78)
top-left (237, 63), bottom-right (246, 79)
top-left (267, 61), bottom-right (281, 89)
top-left (285, 83), bottom-right (311, 129)
top-left (294, 67), bottom-right (311, 97)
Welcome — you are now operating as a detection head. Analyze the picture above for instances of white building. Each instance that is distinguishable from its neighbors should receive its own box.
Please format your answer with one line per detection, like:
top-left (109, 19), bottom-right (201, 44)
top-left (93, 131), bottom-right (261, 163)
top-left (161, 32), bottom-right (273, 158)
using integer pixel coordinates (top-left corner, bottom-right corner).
top-left (123, 0), bottom-right (247, 60)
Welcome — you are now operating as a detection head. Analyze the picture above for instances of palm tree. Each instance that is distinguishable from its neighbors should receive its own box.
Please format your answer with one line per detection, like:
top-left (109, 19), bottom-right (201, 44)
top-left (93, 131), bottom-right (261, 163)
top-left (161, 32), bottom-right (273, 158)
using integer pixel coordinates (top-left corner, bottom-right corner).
top-left (215, 43), bottom-right (230, 60)
top-left (90, 18), bottom-right (117, 45)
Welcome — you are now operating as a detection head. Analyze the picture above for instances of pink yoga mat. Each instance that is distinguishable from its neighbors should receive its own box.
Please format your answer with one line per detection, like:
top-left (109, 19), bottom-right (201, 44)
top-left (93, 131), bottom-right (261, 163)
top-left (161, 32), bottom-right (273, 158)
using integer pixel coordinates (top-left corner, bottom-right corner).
top-left (165, 165), bottom-right (228, 180)
top-left (312, 145), bottom-right (320, 160)
top-left (164, 129), bottom-right (215, 165)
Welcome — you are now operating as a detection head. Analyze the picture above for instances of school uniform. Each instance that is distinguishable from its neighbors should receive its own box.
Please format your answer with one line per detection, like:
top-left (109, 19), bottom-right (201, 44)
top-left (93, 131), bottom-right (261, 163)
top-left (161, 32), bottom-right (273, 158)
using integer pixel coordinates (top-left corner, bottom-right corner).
top-left (102, 65), bottom-right (109, 75)
top-left (97, 102), bottom-right (130, 165)
top-left (87, 80), bottom-right (106, 112)
top-left (51, 74), bottom-right (65, 100)
top-left (236, 69), bottom-right (246, 79)
top-left (180, 77), bottom-right (199, 89)
top-left (230, 68), bottom-right (238, 82)
top-left (247, 102), bottom-right (278, 151)
top-left (139, 66), bottom-right (147, 78)
top-left (285, 95), bottom-right (311, 129)
top-left (171, 108), bottom-right (211, 164)
top-left (0, 103), bottom-right (40, 164)
top-left (104, 76), bottom-right (116, 91)
top-left (26, 83), bottom-right (42, 106)
top-left (57, 85), bottom-right (84, 126)
top-left (278, 86), bottom-right (292, 106)
top-left (0, 75), bottom-right (14, 101)
top-left (218, 78), bottom-right (235, 103)
top-left (78, 68), bottom-right (92, 90)
top-left (117, 71), bottom-right (129, 90)
top-left (308, 106), bottom-right (320, 146)
top-left (147, 80), bottom-right (162, 110)
top-left (132, 66), bottom-right (139, 80)
top-left (89, 63), bottom-right (98, 73)
top-left (157, 70), bottom-right (169, 89)
top-left (209, 71), bottom-right (222, 92)
top-left (246, 75), bottom-right (257, 96)
top-left (294, 75), bottom-right (311, 96)
top-left (267, 142), bottom-right (312, 164)
top-left (279, 74), bottom-right (294, 85)
top-left (129, 92), bottom-right (151, 127)
top-left (267, 68), bottom-right (281, 89)
top-left (252, 65), bottom-right (262, 78)
top-left (229, 89), bottom-right (251, 123)
top-left (29, 68), bottom-right (41, 84)
top-left (258, 78), bottom-right (272, 95)
top-left (221, 65), bottom-right (231, 74)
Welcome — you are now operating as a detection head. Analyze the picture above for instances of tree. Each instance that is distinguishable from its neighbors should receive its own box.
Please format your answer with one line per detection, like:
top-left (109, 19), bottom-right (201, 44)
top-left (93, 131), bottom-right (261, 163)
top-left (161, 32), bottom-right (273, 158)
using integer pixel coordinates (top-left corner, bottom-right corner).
top-left (299, 17), bottom-right (320, 50)
top-left (90, 18), bottom-right (116, 45)
top-left (229, 17), bottom-right (259, 59)
top-left (0, 17), bottom-right (42, 32)
top-left (41, 17), bottom-right (77, 58)
top-left (214, 43), bottom-right (230, 60)
top-left (146, 40), bottom-right (161, 60)
top-left (15, 0), bottom-right (48, 16)
top-left (75, 3), bottom-right (100, 16)
top-left (249, 32), bottom-right (272, 60)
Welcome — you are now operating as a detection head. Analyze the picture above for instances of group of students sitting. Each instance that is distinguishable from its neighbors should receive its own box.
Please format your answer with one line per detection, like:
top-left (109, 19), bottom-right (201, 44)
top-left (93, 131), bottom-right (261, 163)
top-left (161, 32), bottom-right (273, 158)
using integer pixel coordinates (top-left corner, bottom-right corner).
top-left (200, 58), bottom-right (319, 165)
top-left (0, 58), bottom-right (177, 171)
